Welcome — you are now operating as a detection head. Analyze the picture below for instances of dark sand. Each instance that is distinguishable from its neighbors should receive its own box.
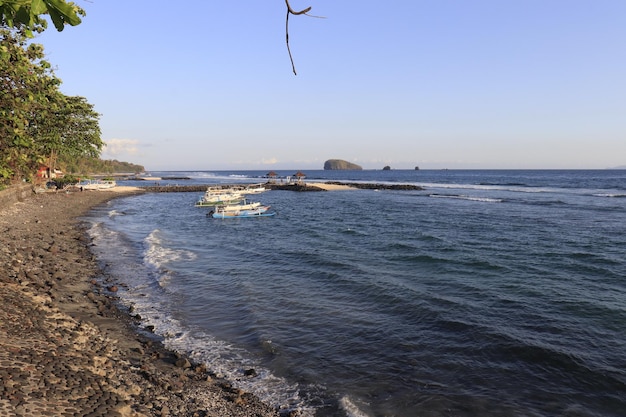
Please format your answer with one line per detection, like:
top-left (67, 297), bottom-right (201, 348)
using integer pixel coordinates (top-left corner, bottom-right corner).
top-left (0, 189), bottom-right (283, 417)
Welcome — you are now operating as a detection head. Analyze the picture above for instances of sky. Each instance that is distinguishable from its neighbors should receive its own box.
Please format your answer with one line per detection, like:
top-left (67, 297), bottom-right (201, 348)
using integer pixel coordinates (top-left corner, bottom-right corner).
top-left (36, 0), bottom-right (626, 170)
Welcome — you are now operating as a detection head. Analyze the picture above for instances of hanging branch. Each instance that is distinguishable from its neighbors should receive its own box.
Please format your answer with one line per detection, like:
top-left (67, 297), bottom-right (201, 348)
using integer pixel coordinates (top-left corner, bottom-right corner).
top-left (285, 0), bottom-right (312, 75)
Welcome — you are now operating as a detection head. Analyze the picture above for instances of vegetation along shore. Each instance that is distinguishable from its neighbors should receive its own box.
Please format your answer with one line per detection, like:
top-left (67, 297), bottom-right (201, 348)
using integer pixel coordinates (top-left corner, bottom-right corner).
top-left (0, 188), bottom-right (283, 417)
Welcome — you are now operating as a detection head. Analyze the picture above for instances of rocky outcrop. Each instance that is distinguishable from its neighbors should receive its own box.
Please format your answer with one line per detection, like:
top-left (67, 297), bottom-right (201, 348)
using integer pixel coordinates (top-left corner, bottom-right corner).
top-left (324, 182), bottom-right (423, 190)
top-left (323, 159), bottom-right (362, 170)
top-left (266, 183), bottom-right (325, 192)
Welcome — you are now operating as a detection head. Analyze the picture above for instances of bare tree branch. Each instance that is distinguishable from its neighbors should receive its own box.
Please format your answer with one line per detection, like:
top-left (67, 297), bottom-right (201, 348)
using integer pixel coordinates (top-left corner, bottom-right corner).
top-left (285, 0), bottom-right (312, 75)
top-left (285, 0), bottom-right (312, 16)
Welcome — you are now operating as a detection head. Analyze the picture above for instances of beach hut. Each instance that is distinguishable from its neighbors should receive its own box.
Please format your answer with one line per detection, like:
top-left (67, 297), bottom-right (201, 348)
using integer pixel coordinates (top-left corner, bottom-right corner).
top-left (266, 170), bottom-right (278, 183)
top-left (294, 171), bottom-right (306, 184)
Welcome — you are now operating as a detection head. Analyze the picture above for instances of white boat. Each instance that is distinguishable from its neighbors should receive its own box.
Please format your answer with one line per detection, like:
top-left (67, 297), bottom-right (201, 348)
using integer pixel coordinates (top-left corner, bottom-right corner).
top-left (195, 186), bottom-right (244, 207)
top-left (78, 179), bottom-right (116, 190)
top-left (210, 204), bottom-right (274, 219)
top-left (217, 199), bottom-right (263, 212)
top-left (241, 183), bottom-right (267, 194)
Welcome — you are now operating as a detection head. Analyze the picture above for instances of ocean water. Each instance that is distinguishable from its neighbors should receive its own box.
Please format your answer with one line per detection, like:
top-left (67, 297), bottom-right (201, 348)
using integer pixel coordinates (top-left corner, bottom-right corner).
top-left (83, 170), bottom-right (626, 417)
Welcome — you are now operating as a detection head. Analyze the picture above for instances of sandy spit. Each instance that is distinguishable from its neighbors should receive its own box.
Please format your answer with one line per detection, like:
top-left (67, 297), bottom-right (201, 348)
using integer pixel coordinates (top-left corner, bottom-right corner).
top-left (0, 188), bottom-right (284, 417)
top-left (307, 182), bottom-right (356, 191)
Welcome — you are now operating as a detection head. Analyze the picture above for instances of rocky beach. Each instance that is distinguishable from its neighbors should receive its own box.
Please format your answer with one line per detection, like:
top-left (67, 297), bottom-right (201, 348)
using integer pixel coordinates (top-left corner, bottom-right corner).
top-left (0, 189), bottom-right (281, 417)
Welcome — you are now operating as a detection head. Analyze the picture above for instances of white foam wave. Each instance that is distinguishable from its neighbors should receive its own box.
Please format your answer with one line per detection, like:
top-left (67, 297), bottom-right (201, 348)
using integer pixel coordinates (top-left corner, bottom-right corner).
top-left (87, 221), bottom-right (121, 242)
top-left (143, 230), bottom-right (197, 286)
top-left (183, 171), bottom-right (254, 182)
top-left (418, 182), bottom-right (555, 194)
top-left (114, 271), bottom-right (315, 415)
top-left (430, 194), bottom-right (502, 203)
top-left (187, 171), bottom-right (218, 179)
top-left (594, 193), bottom-right (626, 198)
top-left (130, 318), bottom-right (316, 416)
top-left (107, 209), bottom-right (124, 217)
top-left (339, 396), bottom-right (373, 417)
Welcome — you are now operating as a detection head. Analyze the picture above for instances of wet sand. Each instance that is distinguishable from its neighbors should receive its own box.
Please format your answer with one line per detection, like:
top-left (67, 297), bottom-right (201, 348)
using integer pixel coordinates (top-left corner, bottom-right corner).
top-left (0, 189), bottom-right (282, 417)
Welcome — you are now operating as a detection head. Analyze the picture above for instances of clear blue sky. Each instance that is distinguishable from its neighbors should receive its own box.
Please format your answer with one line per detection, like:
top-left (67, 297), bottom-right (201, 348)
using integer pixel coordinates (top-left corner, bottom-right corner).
top-left (37, 0), bottom-right (626, 170)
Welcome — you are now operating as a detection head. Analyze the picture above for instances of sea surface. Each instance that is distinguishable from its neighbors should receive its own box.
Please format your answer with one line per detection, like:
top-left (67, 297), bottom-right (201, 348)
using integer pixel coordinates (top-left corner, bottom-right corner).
top-left (82, 170), bottom-right (626, 417)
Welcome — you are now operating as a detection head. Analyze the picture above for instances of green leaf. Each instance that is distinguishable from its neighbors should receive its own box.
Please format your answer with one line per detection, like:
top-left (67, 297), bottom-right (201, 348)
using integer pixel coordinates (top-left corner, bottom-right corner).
top-left (46, 4), bottom-right (64, 31)
top-left (31, 0), bottom-right (46, 15)
top-left (44, 0), bottom-right (81, 26)
top-left (15, 5), bottom-right (31, 25)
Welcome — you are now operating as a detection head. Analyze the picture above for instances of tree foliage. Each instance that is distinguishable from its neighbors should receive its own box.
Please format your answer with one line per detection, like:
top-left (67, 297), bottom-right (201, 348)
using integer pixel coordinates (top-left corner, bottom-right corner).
top-left (0, 26), bottom-right (103, 185)
top-left (32, 95), bottom-right (103, 167)
top-left (0, 0), bottom-right (83, 33)
top-left (59, 156), bottom-right (144, 176)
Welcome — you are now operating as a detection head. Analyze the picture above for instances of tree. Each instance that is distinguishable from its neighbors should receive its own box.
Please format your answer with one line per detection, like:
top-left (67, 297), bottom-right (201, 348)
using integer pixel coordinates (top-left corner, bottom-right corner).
top-left (0, 0), bottom-right (83, 33)
top-left (0, 27), bottom-right (61, 182)
top-left (0, 27), bottom-right (102, 185)
top-left (31, 95), bottom-right (103, 171)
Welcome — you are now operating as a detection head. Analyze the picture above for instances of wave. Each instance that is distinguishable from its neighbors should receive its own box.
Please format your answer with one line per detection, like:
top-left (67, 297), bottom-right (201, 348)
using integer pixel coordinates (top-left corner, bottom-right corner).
top-left (479, 182), bottom-right (529, 187)
top-left (169, 329), bottom-right (317, 416)
top-left (339, 396), bottom-right (373, 417)
top-left (429, 194), bottom-right (502, 203)
top-left (419, 182), bottom-right (556, 194)
top-left (143, 229), bottom-right (196, 287)
top-left (594, 193), bottom-right (626, 198)
top-left (170, 171), bottom-right (256, 182)
top-left (186, 171), bottom-right (218, 179)
top-left (87, 221), bottom-right (122, 244)
top-left (107, 209), bottom-right (124, 217)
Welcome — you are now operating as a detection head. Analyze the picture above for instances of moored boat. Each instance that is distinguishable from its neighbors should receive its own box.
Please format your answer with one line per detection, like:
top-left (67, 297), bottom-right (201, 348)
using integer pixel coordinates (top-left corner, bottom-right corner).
top-left (217, 199), bottom-right (263, 212)
top-left (195, 186), bottom-right (244, 207)
top-left (78, 179), bottom-right (117, 190)
top-left (241, 183), bottom-right (267, 194)
top-left (209, 204), bottom-right (275, 219)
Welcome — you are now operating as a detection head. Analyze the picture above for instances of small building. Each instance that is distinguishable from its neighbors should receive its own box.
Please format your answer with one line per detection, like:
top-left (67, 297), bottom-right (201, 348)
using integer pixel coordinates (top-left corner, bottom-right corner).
top-left (266, 171), bottom-right (278, 183)
top-left (294, 171), bottom-right (306, 184)
top-left (37, 166), bottom-right (64, 179)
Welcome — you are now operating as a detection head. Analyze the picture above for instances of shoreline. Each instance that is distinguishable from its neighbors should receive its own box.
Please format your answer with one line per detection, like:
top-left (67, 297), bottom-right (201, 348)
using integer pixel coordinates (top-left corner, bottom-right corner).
top-left (0, 189), bottom-right (281, 416)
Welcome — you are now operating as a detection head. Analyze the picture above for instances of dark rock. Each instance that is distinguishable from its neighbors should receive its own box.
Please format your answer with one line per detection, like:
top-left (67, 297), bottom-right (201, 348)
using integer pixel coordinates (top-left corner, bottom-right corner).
top-left (323, 159), bottom-right (363, 170)
top-left (175, 357), bottom-right (192, 369)
top-left (325, 181), bottom-right (424, 191)
top-left (266, 184), bottom-right (324, 192)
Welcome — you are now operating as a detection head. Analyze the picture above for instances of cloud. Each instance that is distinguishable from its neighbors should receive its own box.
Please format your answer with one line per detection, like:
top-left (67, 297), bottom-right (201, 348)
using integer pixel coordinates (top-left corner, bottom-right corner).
top-left (101, 138), bottom-right (140, 159)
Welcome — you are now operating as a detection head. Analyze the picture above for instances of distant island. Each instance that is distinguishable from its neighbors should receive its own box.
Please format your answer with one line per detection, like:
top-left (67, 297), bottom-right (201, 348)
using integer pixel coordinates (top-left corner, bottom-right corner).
top-left (323, 159), bottom-right (363, 170)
